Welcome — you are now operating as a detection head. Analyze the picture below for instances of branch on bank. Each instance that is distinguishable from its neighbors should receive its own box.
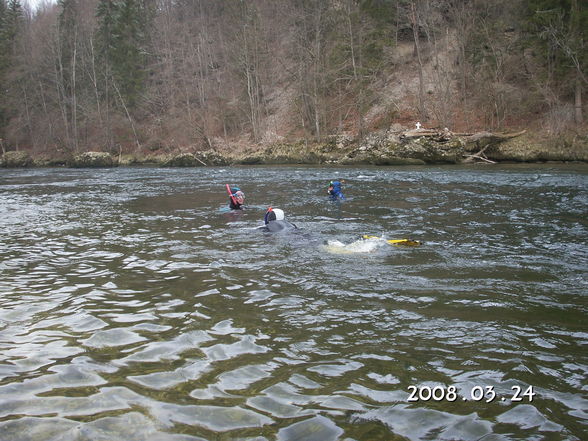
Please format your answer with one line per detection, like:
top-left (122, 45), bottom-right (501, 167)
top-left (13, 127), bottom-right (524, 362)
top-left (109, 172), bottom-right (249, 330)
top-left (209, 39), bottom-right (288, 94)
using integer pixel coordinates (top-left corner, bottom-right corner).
top-left (401, 128), bottom-right (464, 141)
top-left (401, 128), bottom-right (526, 141)
top-left (462, 144), bottom-right (496, 163)
top-left (462, 130), bottom-right (526, 163)
top-left (464, 129), bottom-right (526, 144)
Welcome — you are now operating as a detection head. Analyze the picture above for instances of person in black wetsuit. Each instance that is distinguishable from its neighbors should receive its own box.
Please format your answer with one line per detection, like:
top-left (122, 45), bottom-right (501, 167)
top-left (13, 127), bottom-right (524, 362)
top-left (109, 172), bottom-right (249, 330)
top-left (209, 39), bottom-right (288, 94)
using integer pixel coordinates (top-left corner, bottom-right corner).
top-left (228, 187), bottom-right (245, 210)
top-left (262, 207), bottom-right (297, 232)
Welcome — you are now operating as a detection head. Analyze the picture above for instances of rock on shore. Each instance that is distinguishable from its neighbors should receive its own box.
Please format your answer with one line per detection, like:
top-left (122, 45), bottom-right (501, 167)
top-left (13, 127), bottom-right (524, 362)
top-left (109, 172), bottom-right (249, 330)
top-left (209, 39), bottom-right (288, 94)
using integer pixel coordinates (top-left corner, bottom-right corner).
top-left (484, 134), bottom-right (588, 162)
top-left (232, 130), bottom-right (467, 165)
top-left (229, 130), bottom-right (587, 165)
top-left (1, 151), bottom-right (34, 167)
top-left (69, 151), bottom-right (116, 168)
top-left (162, 151), bottom-right (229, 167)
top-left (3, 130), bottom-right (586, 168)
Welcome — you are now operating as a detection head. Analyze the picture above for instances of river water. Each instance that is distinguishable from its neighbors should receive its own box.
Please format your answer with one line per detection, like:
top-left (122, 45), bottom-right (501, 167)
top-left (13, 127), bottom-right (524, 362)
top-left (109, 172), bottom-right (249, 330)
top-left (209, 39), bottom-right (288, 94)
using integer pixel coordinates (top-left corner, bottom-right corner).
top-left (0, 164), bottom-right (586, 441)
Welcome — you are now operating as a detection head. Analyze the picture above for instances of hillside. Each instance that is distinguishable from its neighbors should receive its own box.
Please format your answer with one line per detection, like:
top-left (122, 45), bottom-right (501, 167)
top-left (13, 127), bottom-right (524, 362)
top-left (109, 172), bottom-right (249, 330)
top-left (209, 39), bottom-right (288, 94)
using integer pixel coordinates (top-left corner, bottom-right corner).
top-left (0, 0), bottom-right (586, 164)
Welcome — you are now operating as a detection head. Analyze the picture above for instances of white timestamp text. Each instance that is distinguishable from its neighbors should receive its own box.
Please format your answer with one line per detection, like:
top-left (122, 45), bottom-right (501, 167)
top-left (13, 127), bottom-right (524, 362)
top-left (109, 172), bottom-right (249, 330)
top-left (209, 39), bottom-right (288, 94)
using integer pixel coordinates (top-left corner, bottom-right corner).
top-left (407, 385), bottom-right (535, 403)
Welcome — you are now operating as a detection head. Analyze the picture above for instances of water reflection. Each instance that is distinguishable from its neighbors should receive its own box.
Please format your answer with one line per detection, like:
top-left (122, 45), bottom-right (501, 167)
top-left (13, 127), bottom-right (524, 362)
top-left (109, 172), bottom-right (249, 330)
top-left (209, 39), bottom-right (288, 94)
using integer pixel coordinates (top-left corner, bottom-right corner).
top-left (0, 165), bottom-right (586, 440)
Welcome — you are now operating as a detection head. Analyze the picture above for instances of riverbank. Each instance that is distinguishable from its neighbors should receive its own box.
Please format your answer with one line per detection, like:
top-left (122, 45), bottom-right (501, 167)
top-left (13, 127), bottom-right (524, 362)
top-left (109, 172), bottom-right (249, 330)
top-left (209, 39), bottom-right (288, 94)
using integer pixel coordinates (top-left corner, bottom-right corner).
top-left (2, 128), bottom-right (587, 168)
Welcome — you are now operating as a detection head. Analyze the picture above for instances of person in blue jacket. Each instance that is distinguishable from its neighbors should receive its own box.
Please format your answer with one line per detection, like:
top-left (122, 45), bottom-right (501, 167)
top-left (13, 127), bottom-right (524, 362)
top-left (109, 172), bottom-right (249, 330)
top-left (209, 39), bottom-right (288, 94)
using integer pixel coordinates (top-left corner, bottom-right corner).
top-left (327, 180), bottom-right (345, 200)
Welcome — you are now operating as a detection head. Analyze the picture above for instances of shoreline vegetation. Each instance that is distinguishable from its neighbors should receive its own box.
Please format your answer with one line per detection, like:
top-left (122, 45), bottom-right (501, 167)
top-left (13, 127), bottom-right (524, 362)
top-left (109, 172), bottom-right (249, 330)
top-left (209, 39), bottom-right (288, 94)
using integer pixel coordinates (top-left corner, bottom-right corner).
top-left (2, 1), bottom-right (586, 168)
top-left (2, 128), bottom-right (587, 168)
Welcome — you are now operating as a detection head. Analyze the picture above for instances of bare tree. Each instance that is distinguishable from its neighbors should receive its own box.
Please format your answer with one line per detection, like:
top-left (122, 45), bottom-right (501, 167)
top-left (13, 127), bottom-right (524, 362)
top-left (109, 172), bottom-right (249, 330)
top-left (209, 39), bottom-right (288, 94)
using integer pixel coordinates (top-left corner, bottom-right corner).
top-left (445, 0), bottom-right (476, 128)
top-left (537, 0), bottom-right (585, 124)
top-left (409, 0), bottom-right (427, 121)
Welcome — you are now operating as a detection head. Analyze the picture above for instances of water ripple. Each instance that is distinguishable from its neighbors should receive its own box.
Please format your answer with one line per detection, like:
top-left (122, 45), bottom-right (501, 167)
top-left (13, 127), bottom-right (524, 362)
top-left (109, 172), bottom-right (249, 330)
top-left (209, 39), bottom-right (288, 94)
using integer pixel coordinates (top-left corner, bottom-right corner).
top-left (0, 165), bottom-right (586, 439)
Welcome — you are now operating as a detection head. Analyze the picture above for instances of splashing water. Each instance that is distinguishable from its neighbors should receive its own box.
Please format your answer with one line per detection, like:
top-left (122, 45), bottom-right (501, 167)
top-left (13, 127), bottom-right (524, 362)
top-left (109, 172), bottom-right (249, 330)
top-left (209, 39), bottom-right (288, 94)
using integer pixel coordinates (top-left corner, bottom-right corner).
top-left (323, 237), bottom-right (385, 254)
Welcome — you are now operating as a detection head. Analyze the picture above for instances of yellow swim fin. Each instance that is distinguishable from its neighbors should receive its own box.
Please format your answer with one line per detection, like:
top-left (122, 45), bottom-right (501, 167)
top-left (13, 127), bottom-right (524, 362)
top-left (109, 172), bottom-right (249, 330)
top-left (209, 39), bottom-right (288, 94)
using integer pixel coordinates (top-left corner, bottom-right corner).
top-left (362, 235), bottom-right (421, 246)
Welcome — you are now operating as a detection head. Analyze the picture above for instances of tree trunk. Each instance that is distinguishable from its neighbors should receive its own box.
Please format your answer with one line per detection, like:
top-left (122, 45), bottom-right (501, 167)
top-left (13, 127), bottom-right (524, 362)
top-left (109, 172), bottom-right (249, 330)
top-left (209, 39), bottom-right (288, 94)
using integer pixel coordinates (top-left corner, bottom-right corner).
top-left (575, 67), bottom-right (583, 125)
top-left (71, 30), bottom-right (79, 152)
top-left (346, 0), bottom-right (357, 81)
top-left (54, 36), bottom-right (71, 152)
top-left (571, 0), bottom-right (583, 125)
top-left (313, 4), bottom-right (322, 141)
top-left (410, 1), bottom-right (426, 121)
top-left (112, 79), bottom-right (141, 151)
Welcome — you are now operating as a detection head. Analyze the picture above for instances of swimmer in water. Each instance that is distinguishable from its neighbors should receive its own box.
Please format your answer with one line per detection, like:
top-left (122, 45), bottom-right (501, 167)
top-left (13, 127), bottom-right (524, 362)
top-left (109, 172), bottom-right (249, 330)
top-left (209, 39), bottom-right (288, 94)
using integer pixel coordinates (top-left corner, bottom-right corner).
top-left (228, 187), bottom-right (245, 210)
top-left (327, 180), bottom-right (345, 200)
top-left (262, 207), bottom-right (297, 232)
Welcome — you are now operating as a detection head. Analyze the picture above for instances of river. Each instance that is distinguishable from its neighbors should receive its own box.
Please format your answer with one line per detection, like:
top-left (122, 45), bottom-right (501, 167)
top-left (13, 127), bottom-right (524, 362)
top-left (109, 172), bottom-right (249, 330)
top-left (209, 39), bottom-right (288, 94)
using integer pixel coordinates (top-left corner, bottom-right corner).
top-left (0, 164), bottom-right (586, 440)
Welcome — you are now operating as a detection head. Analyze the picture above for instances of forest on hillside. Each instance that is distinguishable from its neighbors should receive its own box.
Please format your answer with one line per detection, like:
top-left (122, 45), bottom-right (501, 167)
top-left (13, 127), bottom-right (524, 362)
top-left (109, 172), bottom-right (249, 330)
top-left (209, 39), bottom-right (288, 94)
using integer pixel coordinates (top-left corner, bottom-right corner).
top-left (0, 0), bottom-right (586, 158)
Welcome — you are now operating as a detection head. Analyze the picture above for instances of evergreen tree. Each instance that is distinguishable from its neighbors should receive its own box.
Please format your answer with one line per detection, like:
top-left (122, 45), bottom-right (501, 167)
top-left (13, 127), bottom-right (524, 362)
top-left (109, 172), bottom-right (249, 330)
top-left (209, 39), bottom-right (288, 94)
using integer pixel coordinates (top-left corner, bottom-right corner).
top-left (0, 0), bottom-right (23, 77)
top-left (2, 0), bottom-right (21, 44)
top-left (57, 0), bottom-right (80, 104)
top-left (0, 0), bottom-right (8, 77)
top-left (58, 0), bottom-right (79, 58)
top-left (96, 0), bottom-right (116, 106)
top-left (56, 0), bottom-right (82, 150)
top-left (97, 0), bottom-right (148, 108)
top-left (96, 0), bottom-right (116, 56)
top-left (0, 0), bottom-right (21, 141)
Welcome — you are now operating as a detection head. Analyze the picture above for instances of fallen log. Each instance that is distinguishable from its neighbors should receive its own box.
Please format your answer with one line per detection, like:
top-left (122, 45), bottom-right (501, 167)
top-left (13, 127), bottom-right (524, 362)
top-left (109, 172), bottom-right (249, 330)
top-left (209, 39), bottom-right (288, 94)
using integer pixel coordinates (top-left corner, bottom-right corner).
top-left (465, 129), bottom-right (526, 144)
top-left (401, 128), bottom-right (525, 141)
top-left (401, 127), bottom-right (461, 141)
top-left (402, 129), bottom-right (439, 138)
top-left (462, 130), bottom-right (526, 163)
